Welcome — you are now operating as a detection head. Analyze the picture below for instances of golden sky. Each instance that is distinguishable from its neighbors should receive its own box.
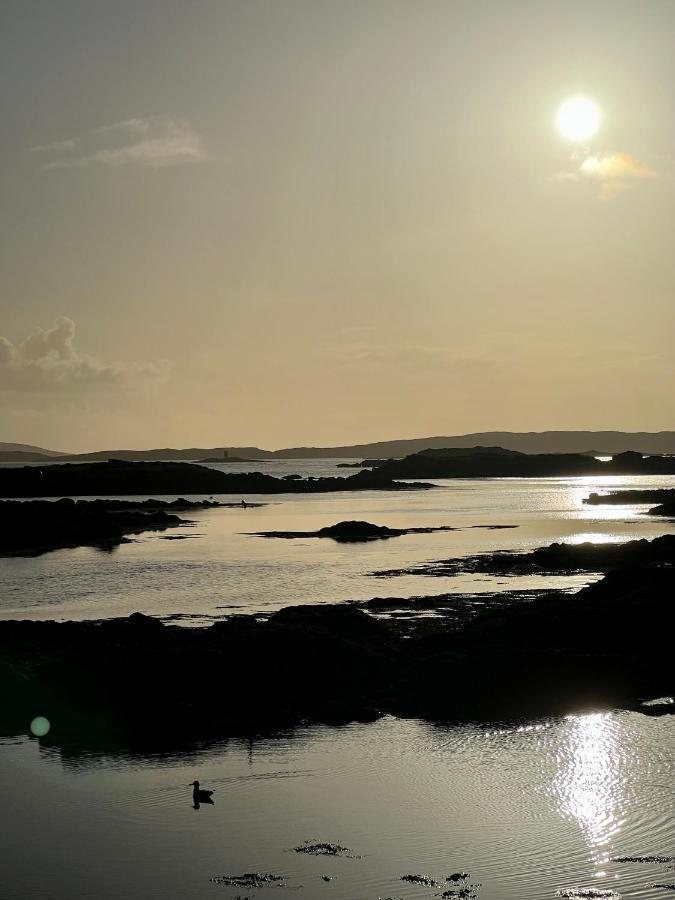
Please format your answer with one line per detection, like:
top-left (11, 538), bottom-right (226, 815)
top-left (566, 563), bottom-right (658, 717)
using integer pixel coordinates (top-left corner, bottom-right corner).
top-left (1, 0), bottom-right (673, 451)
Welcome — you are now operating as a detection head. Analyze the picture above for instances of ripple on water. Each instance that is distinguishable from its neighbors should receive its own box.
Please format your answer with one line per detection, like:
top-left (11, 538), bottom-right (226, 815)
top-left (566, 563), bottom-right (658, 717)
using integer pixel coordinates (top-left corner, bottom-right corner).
top-left (0, 713), bottom-right (673, 900)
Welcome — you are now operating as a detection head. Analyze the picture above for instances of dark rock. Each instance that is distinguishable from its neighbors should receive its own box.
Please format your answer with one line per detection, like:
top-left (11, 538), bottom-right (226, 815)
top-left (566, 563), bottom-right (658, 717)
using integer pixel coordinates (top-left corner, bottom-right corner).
top-left (294, 842), bottom-right (357, 857)
top-left (372, 534), bottom-right (675, 578)
top-left (612, 856), bottom-right (675, 864)
top-left (585, 489), bottom-right (675, 505)
top-left (0, 552), bottom-right (672, 756)
top-left (250, 520), bottom-right (456, 542)
top-left (209, 873), bottom-right (283, 887)
top-left (555, 890), bottom-right (618, 898)
top-left (376, 446), bottom-right (675, 480)
top-left (400, 874), bottom-right (439, 886)
top-left (0, 498), bottom-right (191, 556)
top-left (0, 460), bottom-right (432, 498)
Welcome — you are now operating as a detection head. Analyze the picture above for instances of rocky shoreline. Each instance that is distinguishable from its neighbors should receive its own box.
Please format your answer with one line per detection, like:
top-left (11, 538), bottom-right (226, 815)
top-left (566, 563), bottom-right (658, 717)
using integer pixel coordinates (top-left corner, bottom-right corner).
top-left (0, 459), bottom-right (432, 498)
top-left (377, 447), bottom-right (675, 479)
top-left (1, 556), bottom-right (672, 756)
top-left (0, 498), bottom-right (197, 556)
top-left (371, 534), bottom-right (675, 578)
top-left (584, 489), bottom-right (675, 517)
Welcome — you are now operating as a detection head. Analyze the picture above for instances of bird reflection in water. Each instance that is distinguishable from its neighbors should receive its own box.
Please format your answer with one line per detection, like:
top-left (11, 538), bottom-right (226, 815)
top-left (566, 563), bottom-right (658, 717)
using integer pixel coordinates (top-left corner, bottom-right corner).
top-left (551, 713), bottom-right (628, 871)
top-left (191, 780), bottom-right (215, 810)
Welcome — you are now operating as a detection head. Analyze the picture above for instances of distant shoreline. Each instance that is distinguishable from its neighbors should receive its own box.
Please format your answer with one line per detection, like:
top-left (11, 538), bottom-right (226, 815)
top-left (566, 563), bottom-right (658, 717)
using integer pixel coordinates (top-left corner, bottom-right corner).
top-left (4, 429), bottom-right (675, 462)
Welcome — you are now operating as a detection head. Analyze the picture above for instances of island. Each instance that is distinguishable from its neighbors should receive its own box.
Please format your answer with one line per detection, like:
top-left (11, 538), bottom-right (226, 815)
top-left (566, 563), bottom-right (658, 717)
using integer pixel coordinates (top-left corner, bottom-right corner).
top-left (0, 459), bottom-right (433, 498)
top-left (584, 489), bottom-right (675, 517)
top-left (0, 498), bottom-right (195, 556)
top-left (375, 446), bottom-right (675, 479)
top-left (248, 520), bottom-right (458, 542)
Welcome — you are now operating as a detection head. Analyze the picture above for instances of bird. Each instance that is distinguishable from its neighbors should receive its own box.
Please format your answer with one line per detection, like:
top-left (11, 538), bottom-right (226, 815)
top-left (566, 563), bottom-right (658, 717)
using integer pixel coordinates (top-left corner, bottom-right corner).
top-left (190, 781), bottom-right (214, 804)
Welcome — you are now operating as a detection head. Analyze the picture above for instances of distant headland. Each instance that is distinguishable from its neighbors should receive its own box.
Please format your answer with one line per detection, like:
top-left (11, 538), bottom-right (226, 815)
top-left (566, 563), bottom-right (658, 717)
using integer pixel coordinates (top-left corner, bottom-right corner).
top-left (0, 459), bottom-right (431, 498)
top-left (3, 430), bottom-right (675, 462)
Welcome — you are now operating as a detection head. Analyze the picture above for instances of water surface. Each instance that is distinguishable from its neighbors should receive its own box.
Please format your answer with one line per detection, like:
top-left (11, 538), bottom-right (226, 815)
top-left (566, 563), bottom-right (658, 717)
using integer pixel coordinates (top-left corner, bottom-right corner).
top-left (1, 712), bottom-right (673, 900)
top-left (1, 466), bottom-right (674, 623)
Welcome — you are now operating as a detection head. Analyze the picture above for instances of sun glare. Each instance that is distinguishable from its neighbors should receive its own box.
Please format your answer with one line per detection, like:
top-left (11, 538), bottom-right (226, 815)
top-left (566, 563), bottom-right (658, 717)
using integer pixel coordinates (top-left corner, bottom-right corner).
top-left (556, 96), bottom-right (600, 141)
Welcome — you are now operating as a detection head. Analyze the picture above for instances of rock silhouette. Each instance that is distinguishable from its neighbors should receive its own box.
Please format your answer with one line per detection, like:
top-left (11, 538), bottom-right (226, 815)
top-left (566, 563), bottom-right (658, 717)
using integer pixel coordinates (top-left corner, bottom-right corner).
top-left (250, 520), bottom-right (457, 542)
top-left (0, 498), bottom-right (191, 556)
top-left (372, 534), bottom-right (675, 578)
top-left (1, 545), bottom-right (672, 756)
top-left (376, 447), bottom-right (675, 479)
top-left (0, 460), bottom-right (431, 498)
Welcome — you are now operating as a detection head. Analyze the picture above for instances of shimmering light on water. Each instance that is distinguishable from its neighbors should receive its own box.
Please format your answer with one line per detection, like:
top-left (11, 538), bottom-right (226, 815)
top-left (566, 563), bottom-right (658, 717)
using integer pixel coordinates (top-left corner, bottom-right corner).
top-left (563, 533), bottom-right (625, 545)
top-left (1, 712), bottom-right (673, 900)
top-left (1, 469), bottom-right (674, 624)
top-left (551, 714), bottom-right (626, 866)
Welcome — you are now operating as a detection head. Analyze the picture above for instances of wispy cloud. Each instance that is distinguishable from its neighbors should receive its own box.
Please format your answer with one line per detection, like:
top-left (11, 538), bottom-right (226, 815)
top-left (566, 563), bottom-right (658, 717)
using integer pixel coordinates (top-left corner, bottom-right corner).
top-left (557, 151), bottom-right (656, 199)
top-left (0, 317), bottom-right (169, 395)
top-left (32, 117), bottom-right (206, 170)
top-left (30, 138), bottom-right (78, 154)
top-left (320, 340), bottom-right (495, 378)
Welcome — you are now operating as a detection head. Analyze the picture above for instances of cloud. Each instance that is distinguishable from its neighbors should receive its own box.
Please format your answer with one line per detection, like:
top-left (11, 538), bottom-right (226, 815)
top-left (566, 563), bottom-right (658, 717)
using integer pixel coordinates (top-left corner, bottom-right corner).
top-left (32, 117), bottom-right (206, 170)
top-left (557, 151), bottom-right (656, 199)
top-left (30, 138), bottom-right (78, 154)
top-left (321, 341), bottom-right (495, 377)
top-left (0, 317), bottom-right (169, 396)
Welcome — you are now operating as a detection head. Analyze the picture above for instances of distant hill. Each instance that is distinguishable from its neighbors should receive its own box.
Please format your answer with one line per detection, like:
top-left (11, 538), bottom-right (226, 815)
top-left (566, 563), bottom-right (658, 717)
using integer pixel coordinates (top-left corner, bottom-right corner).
top-left (53, 447), bottom-right (271, 462)
top-left (269, 431), bottom-right (675, 458)
top-left (1, 431), bottom-right (674, 462)
top-left (378, 447), bottom-right (675, 480)
top-left (0, 442), bottom-right (66, 458)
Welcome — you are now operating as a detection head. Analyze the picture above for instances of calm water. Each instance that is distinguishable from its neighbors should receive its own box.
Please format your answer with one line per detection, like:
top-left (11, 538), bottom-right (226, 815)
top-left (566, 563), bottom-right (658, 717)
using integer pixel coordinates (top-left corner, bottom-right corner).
top-left (1, 464), bottom-right (673, 899)
top-left (1, 713), bottom-right (673, 900)
top-left (1, 462), bottom-right (675, 623)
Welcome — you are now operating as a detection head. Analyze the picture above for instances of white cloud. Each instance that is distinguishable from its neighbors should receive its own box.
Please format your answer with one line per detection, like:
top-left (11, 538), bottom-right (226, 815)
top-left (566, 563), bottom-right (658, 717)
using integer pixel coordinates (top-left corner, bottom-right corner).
top-left (32, 117), bottom-right (206, 170)
top-left (557, 151), bottom-right (656, 199)
top-left (0, 317), bottom-right (169, 395)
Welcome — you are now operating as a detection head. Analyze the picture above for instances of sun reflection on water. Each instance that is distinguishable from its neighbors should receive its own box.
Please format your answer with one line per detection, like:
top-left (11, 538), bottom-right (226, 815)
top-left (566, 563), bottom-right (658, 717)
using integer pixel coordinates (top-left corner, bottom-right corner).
top-left (551, 714), bottom-right (629, 869)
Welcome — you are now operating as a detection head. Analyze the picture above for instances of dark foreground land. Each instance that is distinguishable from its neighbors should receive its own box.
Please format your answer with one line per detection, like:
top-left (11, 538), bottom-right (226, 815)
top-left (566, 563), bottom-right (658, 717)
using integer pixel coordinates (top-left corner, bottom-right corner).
top-left (0, 459), bottom-right (430, 498)
top-left (1, 556), bottom-right (672, 756)
top-left (372, 534), bottom-right (675, 578)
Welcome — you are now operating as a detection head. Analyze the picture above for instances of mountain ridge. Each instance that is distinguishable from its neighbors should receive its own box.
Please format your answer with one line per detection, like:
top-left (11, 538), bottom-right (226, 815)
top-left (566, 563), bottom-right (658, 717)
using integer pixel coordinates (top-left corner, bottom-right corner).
top-left (2, 431), bottom-right (675, 462)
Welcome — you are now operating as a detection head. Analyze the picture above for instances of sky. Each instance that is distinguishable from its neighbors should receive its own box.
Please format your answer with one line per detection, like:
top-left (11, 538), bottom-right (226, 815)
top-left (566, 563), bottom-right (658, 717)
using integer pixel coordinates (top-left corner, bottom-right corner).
top-left (1, 0), bottom-right (674, 452)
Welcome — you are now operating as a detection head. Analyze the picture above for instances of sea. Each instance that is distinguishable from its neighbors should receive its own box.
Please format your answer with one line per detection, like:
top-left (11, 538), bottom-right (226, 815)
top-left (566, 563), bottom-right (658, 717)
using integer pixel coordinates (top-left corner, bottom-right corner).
top-left (1, 460), bottom-right (673, 900)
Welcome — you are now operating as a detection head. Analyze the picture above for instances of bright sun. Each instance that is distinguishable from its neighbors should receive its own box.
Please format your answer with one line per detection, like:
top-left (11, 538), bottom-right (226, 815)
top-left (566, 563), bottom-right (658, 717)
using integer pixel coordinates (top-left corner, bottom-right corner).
top-left (556, 96), bottom-right (600, 141)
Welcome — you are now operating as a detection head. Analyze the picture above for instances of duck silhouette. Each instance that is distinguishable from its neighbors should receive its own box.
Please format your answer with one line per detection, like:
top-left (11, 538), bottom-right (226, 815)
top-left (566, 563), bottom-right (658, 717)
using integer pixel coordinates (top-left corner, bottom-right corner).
top-left (190, 781), bottom-right (215, 808)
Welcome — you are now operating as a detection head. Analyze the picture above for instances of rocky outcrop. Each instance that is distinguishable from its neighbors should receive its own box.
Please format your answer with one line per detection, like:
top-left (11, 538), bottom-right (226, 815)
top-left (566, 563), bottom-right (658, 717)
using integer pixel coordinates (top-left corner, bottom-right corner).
top-left (250, 520), bottom-right (457, 542)
top-left (372, 534), bottom-right (675, 578)
top-left (0, 561), bottom-right (672, 756)
top-left (376, 447), bottom-right (675, 480)
top-left (0, 498), bottom-right (191, 556)
top-left (0, 460), bottom-right (431, 498)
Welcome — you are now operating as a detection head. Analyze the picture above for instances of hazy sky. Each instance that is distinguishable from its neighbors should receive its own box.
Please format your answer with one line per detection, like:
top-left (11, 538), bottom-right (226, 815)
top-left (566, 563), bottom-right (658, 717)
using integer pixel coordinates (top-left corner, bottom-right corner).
top-left (1, 0), bottom-right (674, 451)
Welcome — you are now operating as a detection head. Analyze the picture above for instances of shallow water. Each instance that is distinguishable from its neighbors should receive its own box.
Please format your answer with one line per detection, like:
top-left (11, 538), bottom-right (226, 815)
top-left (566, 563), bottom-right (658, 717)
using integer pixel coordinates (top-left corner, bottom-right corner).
top-left (1, 465), bottom-right (674, 623)
top-left (1, 712), bottom-right (673, 900)
top-left (2, 466), bottom-right (673, 900)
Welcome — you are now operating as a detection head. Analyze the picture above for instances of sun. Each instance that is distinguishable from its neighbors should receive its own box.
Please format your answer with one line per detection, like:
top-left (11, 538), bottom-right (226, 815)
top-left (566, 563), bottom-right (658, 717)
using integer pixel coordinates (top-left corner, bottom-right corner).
top-left (556, 96), bottom-right (600, 141)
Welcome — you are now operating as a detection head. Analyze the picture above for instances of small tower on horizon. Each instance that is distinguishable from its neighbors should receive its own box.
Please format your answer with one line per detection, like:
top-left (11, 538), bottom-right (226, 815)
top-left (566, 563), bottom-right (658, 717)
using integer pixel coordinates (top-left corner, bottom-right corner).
top-left (223, 449), bottom-right (229, 460)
